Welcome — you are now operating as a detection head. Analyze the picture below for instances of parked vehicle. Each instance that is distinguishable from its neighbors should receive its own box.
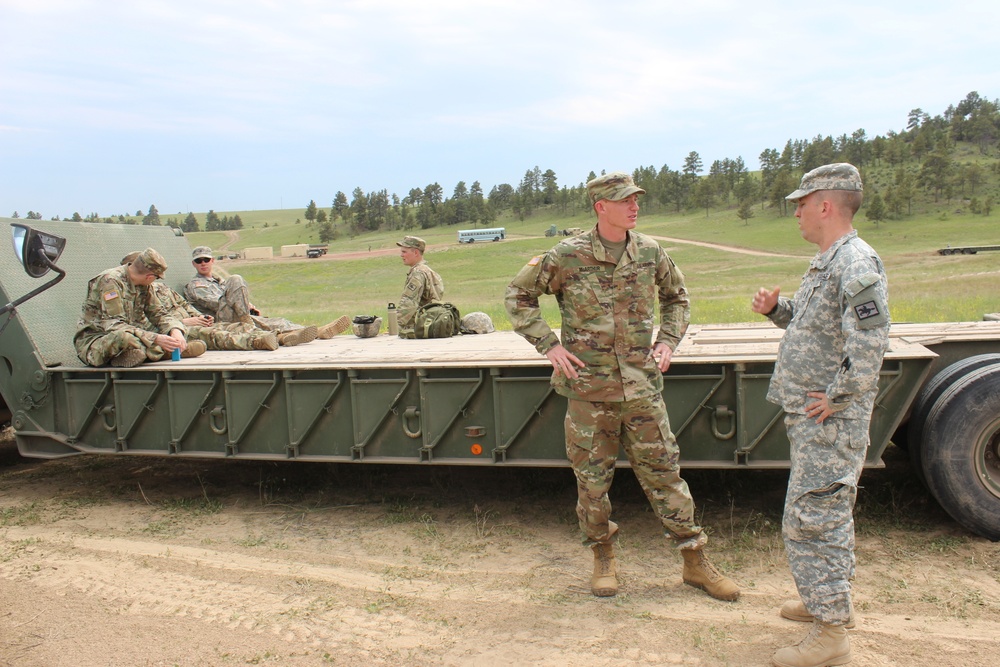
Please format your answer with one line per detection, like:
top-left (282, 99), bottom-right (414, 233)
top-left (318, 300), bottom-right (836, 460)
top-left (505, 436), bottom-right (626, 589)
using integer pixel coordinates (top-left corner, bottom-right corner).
top-left (458, 228), bottom-right (505, 243)
top-left (2, 218), bottom-right (1000, 540)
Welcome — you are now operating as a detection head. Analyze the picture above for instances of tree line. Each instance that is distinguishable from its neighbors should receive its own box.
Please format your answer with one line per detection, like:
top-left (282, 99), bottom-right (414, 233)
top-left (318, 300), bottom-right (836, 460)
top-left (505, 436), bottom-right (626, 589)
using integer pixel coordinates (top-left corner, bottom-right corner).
top-left (11, 91), bottom-right (999, 231)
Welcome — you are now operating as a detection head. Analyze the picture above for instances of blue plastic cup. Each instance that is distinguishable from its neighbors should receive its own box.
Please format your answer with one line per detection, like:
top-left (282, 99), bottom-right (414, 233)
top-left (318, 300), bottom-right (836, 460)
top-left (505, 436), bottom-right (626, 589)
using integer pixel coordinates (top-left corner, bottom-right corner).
top-left (171, 348), bottom-right (181, 361)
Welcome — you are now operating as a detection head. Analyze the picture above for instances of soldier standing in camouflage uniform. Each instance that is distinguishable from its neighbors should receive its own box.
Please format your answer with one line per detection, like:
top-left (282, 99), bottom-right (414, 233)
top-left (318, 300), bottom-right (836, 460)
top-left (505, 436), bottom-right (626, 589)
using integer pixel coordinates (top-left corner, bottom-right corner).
top-left (505, 172), bottom-right (739, 602)
top-left (184, 246), bottom-right (349, 346)
top-left (74, 248), bottom-right (205, 368)
top-left (396, 236), bottom-right (445, 339)
top-left (752, 163), bottom-right (889, 667)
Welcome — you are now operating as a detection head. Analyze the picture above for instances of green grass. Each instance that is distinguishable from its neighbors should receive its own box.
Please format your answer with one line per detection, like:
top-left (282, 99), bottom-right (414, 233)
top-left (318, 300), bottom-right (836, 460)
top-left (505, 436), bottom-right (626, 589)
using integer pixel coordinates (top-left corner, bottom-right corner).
top-left (178, 153), bottom-right (1000, 329)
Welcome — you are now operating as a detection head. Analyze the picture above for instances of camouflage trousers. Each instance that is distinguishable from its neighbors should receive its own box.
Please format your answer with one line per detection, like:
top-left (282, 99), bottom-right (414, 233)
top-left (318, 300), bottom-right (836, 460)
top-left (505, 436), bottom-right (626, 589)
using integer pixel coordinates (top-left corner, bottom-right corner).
top-left (214, 275), bottom-right (301, 334)
top-left (565, 395), bottom-right (706, 549)
top-left (80, 330), bottom-right (168, 366)
top-left (187, 323), bottom-right (262, 351)
top-left (783, 413), bottom-right (868, 626)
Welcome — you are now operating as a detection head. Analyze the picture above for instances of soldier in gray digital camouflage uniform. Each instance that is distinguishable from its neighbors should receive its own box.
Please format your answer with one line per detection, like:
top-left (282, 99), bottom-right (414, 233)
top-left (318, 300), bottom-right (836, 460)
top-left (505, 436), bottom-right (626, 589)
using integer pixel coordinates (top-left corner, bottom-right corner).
top-left (74, 248), bottom-right (205, 368)
top-left (184, 246), bottom-right (349, 346)
top-left (505, 172), bottom-right (739, 602)
top-left (752, 163), bottom-right (889, 667)
top-left (396, 236), bottom-right (445, 338)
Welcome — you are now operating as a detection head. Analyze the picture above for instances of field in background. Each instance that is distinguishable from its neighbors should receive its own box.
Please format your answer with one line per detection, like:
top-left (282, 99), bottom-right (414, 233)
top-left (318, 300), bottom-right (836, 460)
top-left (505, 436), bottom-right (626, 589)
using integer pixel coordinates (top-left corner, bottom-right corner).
top-left (183, 202), bottom-right (1000, 330)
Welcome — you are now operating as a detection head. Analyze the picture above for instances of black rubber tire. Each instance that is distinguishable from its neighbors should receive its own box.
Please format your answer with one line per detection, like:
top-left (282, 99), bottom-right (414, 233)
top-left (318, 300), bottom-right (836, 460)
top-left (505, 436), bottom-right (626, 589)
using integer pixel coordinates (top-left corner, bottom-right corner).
top-left (907, 354), bottom-right (1000, 484)
top-left (920, 362), bottom-right (1000, 541)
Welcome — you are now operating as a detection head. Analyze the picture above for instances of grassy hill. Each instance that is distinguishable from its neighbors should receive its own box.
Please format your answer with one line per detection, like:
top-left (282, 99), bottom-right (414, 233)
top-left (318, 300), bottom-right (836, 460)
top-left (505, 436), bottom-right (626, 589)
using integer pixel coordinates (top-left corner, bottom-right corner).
top-left (163, 137), bottom-right (1000, 331)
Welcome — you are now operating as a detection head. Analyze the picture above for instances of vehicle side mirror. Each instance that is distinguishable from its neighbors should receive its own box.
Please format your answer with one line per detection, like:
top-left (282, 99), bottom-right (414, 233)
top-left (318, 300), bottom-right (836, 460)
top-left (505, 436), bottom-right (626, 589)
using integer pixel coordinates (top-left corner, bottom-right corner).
top-left (1, 224), bottom-right (68, 318)
top-left (11, 223), bottom-right (66, 278)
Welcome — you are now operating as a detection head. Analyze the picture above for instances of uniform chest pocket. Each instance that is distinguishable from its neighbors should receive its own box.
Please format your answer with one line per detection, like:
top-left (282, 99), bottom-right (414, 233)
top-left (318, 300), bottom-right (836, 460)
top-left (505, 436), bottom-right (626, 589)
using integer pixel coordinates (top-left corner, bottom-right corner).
top-left (793, 274), bottom-right (835, 321)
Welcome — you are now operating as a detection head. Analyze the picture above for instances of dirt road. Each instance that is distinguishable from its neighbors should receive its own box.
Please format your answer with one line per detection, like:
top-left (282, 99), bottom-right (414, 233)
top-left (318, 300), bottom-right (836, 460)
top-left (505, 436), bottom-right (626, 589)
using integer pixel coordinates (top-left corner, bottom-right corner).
top-left (1, 433), bottom-right (998, 666)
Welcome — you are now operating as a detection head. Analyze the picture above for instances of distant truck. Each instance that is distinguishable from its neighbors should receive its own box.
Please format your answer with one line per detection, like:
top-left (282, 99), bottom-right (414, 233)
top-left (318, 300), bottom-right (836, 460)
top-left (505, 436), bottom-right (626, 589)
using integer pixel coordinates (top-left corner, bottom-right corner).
top-left (457, 227), bottom-right (505, 243)
top-left (544, 225), bottom-right (584, 237)
top-left (3, 218), bottom-right (1000, 541)
top-left (938, 244), bottom-right (1000, 255)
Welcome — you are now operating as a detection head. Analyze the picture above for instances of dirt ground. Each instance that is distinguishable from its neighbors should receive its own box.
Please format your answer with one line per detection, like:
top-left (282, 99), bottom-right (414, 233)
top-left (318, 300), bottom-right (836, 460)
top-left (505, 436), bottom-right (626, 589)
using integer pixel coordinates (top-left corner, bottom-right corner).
top-left (1, 429), bottom-right (997, 667)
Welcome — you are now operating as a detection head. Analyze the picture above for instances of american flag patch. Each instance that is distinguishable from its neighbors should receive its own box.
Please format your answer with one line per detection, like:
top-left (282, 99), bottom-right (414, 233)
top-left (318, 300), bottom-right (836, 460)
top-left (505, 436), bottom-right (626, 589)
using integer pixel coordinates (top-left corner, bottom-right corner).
top-left (103, 290), bottom-right (119, 301)
top-left (527, 256), bottom-right (541, 266)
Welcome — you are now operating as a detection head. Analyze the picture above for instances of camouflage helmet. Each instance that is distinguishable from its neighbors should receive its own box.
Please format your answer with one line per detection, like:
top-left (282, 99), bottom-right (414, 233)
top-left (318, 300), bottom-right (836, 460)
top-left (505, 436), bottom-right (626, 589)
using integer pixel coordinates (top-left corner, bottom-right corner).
top-left (352, 315), bottom-right (382, 338)
top-left (460, 312), bottom-right (495, 334)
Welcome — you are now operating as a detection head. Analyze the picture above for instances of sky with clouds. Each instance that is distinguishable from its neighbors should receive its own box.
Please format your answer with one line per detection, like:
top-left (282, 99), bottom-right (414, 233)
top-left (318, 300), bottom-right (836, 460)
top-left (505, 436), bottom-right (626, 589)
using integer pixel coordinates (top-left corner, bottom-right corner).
top-left (2, 0), bottom-right (998, 219)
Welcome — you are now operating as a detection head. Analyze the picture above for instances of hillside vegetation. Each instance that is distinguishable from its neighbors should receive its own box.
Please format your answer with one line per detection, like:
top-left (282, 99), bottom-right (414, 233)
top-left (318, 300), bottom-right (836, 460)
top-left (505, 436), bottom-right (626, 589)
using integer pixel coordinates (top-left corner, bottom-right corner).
top-left (19, 92), bottom-right (1000, 329)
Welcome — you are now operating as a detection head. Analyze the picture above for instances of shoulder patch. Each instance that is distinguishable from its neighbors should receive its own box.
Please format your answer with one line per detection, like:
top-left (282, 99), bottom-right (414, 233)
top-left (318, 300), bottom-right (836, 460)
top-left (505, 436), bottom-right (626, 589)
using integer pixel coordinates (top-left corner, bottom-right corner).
top-left (103, 290), bottom-right (120, 301)
top-left (527, 255), bottom-right (541, 266)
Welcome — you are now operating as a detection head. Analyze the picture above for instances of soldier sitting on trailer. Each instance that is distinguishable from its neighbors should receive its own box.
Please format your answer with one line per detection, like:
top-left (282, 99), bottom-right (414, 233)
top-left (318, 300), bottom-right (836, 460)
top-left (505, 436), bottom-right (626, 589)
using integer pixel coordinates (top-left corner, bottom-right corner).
top-left (74, 248), bottom-right (203, 368)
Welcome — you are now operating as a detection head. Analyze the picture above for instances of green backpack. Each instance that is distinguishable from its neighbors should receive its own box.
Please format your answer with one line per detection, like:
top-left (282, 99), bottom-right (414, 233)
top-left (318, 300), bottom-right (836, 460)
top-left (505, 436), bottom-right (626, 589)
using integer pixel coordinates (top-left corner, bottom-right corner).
top-left (413, 302), bottom-right (461, 339)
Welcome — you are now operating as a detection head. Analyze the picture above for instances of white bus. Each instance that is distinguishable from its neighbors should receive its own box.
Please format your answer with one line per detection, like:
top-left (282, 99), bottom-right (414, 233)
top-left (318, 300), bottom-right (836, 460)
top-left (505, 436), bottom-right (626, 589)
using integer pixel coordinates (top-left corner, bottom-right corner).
top-left (457, 227), bottom-right (505, 244)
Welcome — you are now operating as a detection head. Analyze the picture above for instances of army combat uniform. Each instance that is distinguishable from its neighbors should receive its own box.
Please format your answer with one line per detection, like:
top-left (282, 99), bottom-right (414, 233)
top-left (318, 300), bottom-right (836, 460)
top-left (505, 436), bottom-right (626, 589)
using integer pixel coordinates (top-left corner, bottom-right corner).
top-left (74, 265), bottom-right (186, 366)
top-left (505, 226), bottom-right (707, 549)
top-left (397, 260), bottom-right (444, 339)
top-left (184, 273), bottom-right (302, 334)
top-left (148, 283), bottom-right (275, 351)
top-left (765, 229), bottom-right (889, 627)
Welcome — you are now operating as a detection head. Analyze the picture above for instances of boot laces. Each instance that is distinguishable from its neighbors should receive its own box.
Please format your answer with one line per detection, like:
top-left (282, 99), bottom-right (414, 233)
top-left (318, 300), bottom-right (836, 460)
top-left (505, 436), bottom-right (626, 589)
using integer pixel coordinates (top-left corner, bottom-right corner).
top-left (695, 551), bottom-right (723, 581)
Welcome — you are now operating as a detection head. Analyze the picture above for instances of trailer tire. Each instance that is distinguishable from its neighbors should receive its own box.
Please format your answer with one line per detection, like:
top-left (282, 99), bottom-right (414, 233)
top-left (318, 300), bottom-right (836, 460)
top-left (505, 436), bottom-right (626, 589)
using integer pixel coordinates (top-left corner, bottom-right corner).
top-left (907, 354), bottom-right (1000, 483)
top-left (920, 363), bottom-right (1000, 541)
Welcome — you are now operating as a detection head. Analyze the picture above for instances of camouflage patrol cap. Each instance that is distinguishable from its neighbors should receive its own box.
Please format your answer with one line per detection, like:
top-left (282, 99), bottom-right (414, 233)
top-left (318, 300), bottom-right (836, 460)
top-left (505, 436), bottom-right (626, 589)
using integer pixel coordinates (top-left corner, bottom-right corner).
top-left (135, 248), bottom-right (167, 278)
top-left (192, 246), bottom-right (214, 260)
top-left (120, 251), bottom-right (141, 266)
top-left (396, 236), bottom-right (426, 252)
top-left (786, 163), bottom-right (863, 202)
top-left (460, 312), bottom-right (495, 334)
top-left (587, 172), bottom-right (645, 204)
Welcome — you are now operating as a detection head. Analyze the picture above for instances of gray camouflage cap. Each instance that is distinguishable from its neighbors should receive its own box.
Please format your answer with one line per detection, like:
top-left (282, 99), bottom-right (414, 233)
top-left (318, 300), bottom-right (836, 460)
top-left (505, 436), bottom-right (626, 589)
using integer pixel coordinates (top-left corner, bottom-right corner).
top-left (396, 236), bottom-right (426, 252)
top-left (587, 172), bottom-right (645, 204)
top-left (136, 248), bottom-right (167, 278)
top-left (192, 245), bottom-right (214, 260)
top-left (786, 163), bottom-right (863, 202)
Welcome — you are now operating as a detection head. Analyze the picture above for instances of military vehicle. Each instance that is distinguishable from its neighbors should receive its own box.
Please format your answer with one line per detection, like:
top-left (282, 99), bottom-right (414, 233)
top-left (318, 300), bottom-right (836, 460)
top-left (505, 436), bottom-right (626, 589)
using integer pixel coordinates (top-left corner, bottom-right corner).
top-left (2, 218), bottom-right (1000, 541)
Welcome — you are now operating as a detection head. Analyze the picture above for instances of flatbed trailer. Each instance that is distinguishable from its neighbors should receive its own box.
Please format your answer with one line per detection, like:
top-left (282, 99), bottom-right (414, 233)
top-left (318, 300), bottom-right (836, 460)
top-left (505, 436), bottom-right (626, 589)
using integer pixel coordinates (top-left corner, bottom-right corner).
top-left (937, 244), bottom-right (1000, 255)
top-left (2, 219), bottom-right (1000, 540)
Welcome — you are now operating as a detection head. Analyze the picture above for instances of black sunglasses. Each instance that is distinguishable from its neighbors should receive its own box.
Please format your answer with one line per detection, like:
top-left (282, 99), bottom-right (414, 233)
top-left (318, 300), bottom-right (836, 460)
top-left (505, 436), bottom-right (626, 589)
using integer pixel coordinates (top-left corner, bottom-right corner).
top-left (194, 257), bottom-right (212, 264)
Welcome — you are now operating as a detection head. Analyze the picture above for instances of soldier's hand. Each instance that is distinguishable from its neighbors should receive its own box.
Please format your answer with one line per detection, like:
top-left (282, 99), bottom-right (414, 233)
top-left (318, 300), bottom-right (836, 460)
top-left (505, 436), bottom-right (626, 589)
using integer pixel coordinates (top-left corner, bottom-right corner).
top-left (545, 345), bottom-right (584, 379)
top-left (652, 343), bottom-right (674, 372)
top-left (805, 391), bottom-right (834, 424)
top-left (751, 286), bottom-right (781, 315)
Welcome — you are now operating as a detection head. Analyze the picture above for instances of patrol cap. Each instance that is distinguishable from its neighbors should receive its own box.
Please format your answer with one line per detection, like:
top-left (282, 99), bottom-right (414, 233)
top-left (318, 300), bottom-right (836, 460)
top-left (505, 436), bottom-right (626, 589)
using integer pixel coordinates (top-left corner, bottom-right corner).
top-left (120, 251), bottom-right (140, 266)
top-left (786, 163), bottom-right (863, 202)
top-left (587, 172), bottom-right (645, 204)
top-left (396, 236), bottom-right (426, 252)
top-left (135, 248), bottom-right (167, 278)
top-left (192, 245), bottom-right (214, 260)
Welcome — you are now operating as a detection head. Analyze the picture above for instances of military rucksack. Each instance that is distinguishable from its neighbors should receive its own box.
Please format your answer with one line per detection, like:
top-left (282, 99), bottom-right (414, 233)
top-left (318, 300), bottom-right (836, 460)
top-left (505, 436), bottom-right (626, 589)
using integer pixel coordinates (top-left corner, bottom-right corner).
top-left (413, 302), bottom-right (461, 339)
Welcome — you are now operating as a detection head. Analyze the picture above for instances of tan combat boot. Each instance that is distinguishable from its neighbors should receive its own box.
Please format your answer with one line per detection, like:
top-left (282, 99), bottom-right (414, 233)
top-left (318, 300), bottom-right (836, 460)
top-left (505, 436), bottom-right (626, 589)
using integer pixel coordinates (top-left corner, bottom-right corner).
top-left (781, 599), bottom-right (856, 629)
top-left (772, 620), bottom-right (851, 667)
top-left (681, 547), bottom-right (740, 601)
top-left (278, 325), bottom-right (318, 347)
top-left (181, 340), bottom-right (207, 358)
top-left (111, 348), bottom-right (146, 368)
top-left (317, 315), bottom-right (351, 339)
top-left (590, 542), bottom-right (618, 597)
top-left (250, 331), bottom-right (279, 351)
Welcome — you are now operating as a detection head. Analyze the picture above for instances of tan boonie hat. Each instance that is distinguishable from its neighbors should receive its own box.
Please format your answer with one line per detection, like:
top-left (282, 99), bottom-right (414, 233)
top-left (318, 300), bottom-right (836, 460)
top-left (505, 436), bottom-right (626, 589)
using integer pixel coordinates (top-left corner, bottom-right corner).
top-left (786, 163), bottom-right (863, 202)
top-left (136, 248), bottom-right (167, 278)
top-left (396, 236), bottom-right (426, 252)
top-left (587, 172), bottom-right (646, 204)
top-left (192, 245), bottom-right (214, 260)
